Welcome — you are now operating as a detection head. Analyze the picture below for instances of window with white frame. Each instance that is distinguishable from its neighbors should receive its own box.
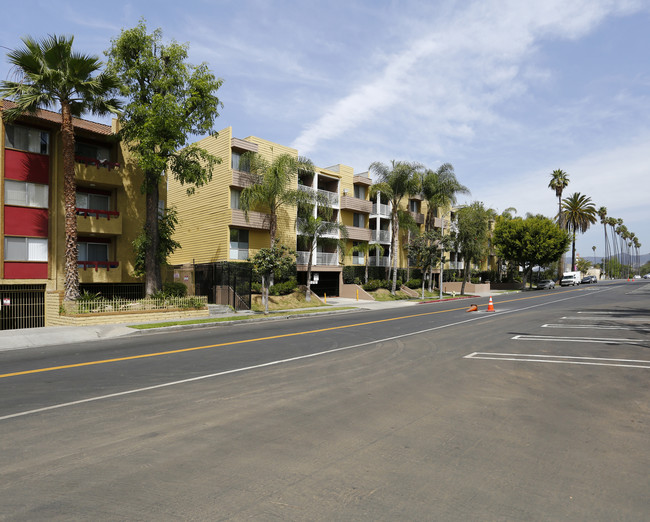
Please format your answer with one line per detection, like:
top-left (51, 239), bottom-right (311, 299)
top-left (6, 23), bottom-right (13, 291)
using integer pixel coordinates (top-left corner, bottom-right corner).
top-left (76, 191), bottom-right (110, 211)
top-left (4, 124), bottom-right (49, 155)
top-left (353, 213), bottom-right (364, 228)
top-left (78, 242), bottom-right (109, 262)
top-left (231, 151), bottom-right (250, 173)
top-left (229, 228), bottom-right (249, 260)
top-left (409, 199), bottom-right (419, 213)
top-left (231, 188), bottom-right (241, 209)
top-left (5, 180), bottom-right (49, 208)
top-left (354, 185), bottom-right (366, 199)
top-left (352, 241), bottom-right (365, 265)
top-left (4, 237), bottom-right (48, 261)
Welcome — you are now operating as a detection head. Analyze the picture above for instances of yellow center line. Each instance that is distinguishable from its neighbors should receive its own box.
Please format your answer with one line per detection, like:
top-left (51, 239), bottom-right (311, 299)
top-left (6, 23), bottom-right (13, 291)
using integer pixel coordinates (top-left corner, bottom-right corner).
top-left (0, 288), bottom-right (584, 379)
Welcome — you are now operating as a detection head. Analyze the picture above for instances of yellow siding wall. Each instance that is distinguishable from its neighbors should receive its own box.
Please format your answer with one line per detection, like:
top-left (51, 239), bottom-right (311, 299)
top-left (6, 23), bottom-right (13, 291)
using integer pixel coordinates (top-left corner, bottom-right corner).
top-left (168, 128), bottom-right (233, 265)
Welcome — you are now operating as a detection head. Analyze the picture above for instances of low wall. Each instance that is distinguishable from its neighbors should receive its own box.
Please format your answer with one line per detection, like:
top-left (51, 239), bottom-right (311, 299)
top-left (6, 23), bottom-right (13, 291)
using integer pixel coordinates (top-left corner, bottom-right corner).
top-left (48, 308), bottom-right (209, 326)
top-left (339, 283), bottom-right (374, 301)
top-left (442, 282), bottom-right (491, 294)
top-left (490, 282), bottom-right (524, 290)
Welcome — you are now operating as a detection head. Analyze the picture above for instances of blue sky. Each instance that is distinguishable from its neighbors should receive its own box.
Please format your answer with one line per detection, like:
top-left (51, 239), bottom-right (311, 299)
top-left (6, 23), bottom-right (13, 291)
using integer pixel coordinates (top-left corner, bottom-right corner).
top-left (2, 0), bottom-right (649, 261)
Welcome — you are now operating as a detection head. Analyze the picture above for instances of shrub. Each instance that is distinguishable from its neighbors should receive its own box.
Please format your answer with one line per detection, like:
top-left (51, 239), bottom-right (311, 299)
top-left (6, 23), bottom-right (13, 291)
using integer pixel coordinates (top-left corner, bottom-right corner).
top-left (163, 282), bottom-right (188, 297)
top-left (269, 278), bottom-right (298, 296)
top-left (405, 278), bottom-right (422, 289)
top-left (251, 281), bottom-right (262, 293)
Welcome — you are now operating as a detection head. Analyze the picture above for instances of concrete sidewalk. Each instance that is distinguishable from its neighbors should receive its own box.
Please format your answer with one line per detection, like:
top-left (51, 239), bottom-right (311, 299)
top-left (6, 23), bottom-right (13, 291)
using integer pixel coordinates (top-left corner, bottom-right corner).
top-left (0, 292), bottom-right (500, 352)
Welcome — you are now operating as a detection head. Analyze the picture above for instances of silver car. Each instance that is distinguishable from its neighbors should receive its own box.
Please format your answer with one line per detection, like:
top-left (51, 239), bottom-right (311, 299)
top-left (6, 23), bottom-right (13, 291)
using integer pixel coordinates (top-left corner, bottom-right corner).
top-left (537, 279), bottom-right (555, 289)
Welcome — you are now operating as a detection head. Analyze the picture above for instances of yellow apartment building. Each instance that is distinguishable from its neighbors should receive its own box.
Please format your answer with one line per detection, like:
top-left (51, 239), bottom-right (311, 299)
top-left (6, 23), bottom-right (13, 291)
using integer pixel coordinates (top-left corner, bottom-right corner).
top-left (167, 127), bottom-right (478, 299)
top-left (1, 100), bottom-right (155, 328)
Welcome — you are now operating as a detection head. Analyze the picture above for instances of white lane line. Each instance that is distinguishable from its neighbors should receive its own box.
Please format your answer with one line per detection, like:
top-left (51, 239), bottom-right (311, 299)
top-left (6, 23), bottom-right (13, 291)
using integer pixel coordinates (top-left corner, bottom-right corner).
top-left (577, 311), bottom-right (628, 315)
top-left (0, 288), bottom-right (614, 422)
top-left (511, 334), bottom-right (646, 344)
top-left (542, 324), bottom-right (650, 332)
top-left (561, 316), bottom-right (649, 322)
top-left (464, 352), bottom-right (650, 369)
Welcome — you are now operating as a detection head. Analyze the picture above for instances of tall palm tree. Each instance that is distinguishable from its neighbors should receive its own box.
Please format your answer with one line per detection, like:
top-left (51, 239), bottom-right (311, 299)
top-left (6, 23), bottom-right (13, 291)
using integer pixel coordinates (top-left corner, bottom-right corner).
top-left (1, 35), bottom-right (121, 301)
top-left (298, 215), bottom-right (348, 302)
top-left (421, 163), bottom-right (469, 289)
top-left (240, 153), bottom-right (316, 248)
top-left (369, 160), bottom-right (422, 295)
top-left (597, 206), bottom-right (608, 278)
top-left (561, 192), bottom-right (597, 271)
top-left (607, 217), bottom-right (620, 277)
top-left (351, 242), bottom-right (385, 284)
top-left (548, 169), bottom-right (570, 277)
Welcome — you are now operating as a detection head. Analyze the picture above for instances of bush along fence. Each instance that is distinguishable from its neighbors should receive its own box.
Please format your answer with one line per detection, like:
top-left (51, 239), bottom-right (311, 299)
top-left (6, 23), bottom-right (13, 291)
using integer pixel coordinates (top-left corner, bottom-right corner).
top-left (61, 295), bottom-right (208, 316)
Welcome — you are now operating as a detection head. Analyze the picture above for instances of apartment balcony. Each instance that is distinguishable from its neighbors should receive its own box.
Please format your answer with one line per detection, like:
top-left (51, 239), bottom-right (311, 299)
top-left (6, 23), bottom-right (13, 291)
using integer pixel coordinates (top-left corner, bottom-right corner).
top-left (371, 230), bottom-right (391, 243)
top-left (340, 195), bottom-right (372, 213)
top-left (78, 261), bottom-right (122, 283)
top-left (297, 218), bottom-right (340, 238)
top-left (75, 156), bottom-right (123, 188)
top-left (296, 251), bottom-right (339, 266)
top-left (298, 184), bottom-right (339, 207)
top-left (345, 226), bottom-right (372, 241)
top-left (369, 257), bottom-right (391, 267)
top-left (410, 211), bottom-right (425, 225)
top-left (353, 173), bottom-right (373, 186)
top-left (230, 209), bottom-right (270, 230)
top-left (372, 202), bottom-right (391, 217)
top-left (76, 209), bottom-right (122, 236)
top-left (231, 170), bottom-right (259, 189)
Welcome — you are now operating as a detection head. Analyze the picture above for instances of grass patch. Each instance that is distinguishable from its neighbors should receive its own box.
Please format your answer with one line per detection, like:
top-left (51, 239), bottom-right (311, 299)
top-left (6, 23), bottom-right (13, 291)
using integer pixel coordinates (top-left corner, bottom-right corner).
top-left (250, 290), bottom-right (328, 312)
top-left (128, 307), bottom-right (354, 330)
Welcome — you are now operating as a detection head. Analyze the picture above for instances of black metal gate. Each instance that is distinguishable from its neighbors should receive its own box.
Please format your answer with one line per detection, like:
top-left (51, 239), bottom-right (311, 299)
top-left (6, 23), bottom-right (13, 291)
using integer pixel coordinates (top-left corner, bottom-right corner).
top-left (0, 284), bottom-right (45, 330)
top-left (192, 262), bottom-right (253, 310)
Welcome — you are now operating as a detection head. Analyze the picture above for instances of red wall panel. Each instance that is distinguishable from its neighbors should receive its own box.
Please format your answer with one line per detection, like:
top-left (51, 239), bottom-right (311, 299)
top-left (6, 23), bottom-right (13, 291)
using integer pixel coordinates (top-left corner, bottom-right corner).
top-left (4, 207), bottom-right (49, 237)
top-left (4, 149), bottom-right (50, 184)
top-left (4, 262), bottom-right (48, 279)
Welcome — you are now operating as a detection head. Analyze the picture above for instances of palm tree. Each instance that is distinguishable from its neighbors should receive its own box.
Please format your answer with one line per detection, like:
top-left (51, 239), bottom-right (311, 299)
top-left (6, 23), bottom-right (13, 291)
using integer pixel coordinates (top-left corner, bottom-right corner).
top-left (298, 215), bottom-right (348, 302)
top-left (421, 163), bottom-right (469, 288)
top-left (240, 153), bottom-right (317, 248)
top-left (561, 192), bottom-right (597, 271)
top-left (607, 217), bottom-right (619, 277)
top-left (351, 242), bottom-right (385, 284)
top-left (548, 169), bottom-right (570, 276)
top-left (369, 160), bottom-right (422, 295)
top-left (0, 35), bottom-right (121, 301)
top-left (597, 206), bottom-right (608, 278)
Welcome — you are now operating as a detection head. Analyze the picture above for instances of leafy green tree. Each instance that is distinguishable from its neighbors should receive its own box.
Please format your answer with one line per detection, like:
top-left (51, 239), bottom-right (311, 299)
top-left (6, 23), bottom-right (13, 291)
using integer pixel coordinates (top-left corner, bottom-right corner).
top-left (421, 163), bottom-right (469, 232)
top-left (576, 257), bottom-right (592, 274)
top-left (561, 192), bottom-right (597, 271)
top-left (369, 160), bottom-right (422, 295)
top-left (240, 153), bottom-right (317, 248)
top-left (133, 208), bottom-right (181, 278)
top-left (548, 169), bottom-right (570, 277)
top-left (407, 230), bottom-right (450, 298)
top-left (454, 202), bottom-right (491, 294)
top-left (493, 215), bottom-right (570, 288)
top-left (106, 21), bottom-right (223, 295)
top-left (1, 35), bottom-right (122, 301)
top-left (250, 244), bottom-right (296, 314)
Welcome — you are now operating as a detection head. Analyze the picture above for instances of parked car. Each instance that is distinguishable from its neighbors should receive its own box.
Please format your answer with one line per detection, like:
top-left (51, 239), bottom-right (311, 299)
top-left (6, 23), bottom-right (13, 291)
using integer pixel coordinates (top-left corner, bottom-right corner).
top-left (644, 274), bottom-right (650, 279)
top-left (537, 279), bottom-right (555, 289)
top-left (581, 275), bottom-right (597, 284)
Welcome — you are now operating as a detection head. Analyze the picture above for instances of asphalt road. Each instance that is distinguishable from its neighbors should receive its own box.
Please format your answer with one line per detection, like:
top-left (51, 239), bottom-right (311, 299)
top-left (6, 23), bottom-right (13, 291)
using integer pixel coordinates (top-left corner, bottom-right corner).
top-left (1, 281), bottom-right (648, 520)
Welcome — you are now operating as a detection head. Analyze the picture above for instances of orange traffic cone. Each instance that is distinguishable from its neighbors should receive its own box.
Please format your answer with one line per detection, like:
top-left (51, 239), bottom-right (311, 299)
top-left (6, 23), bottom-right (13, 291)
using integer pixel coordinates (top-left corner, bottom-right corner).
top-left (467, 304), bottom-right (478, 312)
top-left (487, 296), bottom-right (495, 312)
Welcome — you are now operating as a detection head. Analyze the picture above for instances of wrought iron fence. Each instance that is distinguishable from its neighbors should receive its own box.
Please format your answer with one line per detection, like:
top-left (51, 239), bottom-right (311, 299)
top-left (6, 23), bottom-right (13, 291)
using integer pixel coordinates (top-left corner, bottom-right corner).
top-left (0, 284), bottom-right (45, 330)
top-left (62, 295), bottom-right (207, 315)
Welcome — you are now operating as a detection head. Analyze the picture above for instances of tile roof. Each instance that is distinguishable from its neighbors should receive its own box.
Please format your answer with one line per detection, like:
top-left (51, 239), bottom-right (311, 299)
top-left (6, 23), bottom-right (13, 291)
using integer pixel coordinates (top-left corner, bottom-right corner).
top-left (1, 99), bottom-right (113, 136)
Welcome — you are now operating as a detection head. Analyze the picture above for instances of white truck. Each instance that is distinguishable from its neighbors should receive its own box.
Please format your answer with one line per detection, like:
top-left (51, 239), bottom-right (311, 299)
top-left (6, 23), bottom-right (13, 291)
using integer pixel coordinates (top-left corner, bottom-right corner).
top-left (560, 271), bottom-right (582, 286)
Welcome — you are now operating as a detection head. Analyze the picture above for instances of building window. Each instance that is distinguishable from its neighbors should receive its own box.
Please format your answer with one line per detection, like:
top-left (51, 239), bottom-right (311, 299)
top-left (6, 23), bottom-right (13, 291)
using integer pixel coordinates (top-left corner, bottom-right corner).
top-left (5, 180), bottom-right (49, 208)
top-left (75, 142), bottom-right (110, 162)
top-left (352, 241), bottom-right (365, 265)
top-left (353, 213), bottom-right (364, 228)
top-left (76, 191), bottom-right (110, 211)
top-left (231, 189), bottom-right (241, 209)
top-left (229, 228), bottom-right (249, 260)
top-left (231, 151), bottom-right (250, 173)
top-left (409, 200), bottom-right (420, 213)
top-left (4, 237), bottom-right (48, 261)
top-left (78, 242), bottom-right (109, 262)
top-left (4, 124), bottom-right (49, 155)
top-left (354, 185), bottom-right (366, 199)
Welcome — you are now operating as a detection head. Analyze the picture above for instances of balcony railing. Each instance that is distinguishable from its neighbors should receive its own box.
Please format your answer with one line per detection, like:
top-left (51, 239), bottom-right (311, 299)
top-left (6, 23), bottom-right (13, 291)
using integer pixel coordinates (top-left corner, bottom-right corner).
top-left (372, 203), bottom-right (391, 216)
top-left (318, 188), bottom-right (339, 206)
top-left (296, 251), bottom-right (310, 265)
top-left (75, 155), bottom-right (120, 170)
top-left (372, 230), bottom-right (391, 243)
top-left (316, 252), bottom-right (338, 265)
top-left (76, 208), bottom-right (120, 220)
top-left (78, 261), bottom-right (120, 271)
top-left (369, 257), bottom-right (391, 267)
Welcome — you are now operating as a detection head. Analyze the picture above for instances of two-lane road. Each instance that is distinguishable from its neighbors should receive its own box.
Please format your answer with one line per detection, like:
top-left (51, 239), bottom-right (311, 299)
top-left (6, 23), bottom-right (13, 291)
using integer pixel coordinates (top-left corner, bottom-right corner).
top-left (1, 282), bottom-right (648, 520)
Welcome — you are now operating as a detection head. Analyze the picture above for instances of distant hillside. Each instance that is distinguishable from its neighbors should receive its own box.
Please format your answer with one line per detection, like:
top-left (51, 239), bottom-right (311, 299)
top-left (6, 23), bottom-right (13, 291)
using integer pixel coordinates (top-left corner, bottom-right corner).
top-left (571, 253), bottom-right (650, 266)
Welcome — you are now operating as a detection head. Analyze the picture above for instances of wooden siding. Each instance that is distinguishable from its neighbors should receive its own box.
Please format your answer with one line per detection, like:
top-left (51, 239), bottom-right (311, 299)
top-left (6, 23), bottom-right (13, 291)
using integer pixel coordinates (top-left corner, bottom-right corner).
top-left (340, 196), bottom-right (372, 213)
top-left (346, 226), bottom-right (372, 241)
top-left (230, 209), bottom-right (270, 230)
